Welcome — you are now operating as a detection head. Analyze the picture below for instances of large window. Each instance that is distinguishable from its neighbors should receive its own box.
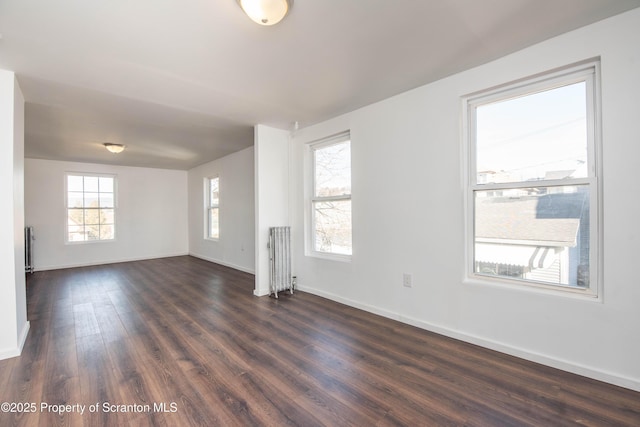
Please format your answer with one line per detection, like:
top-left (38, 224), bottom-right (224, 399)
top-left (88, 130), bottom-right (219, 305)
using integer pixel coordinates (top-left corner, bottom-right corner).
top-left (66, 174), bottom-right (115, 242)
top-left (465, 62), bottom-right (600, 296)
top-left (206, 176), bottom-right (220, 239)
top-left (310, 133), bottom-right (352, 258)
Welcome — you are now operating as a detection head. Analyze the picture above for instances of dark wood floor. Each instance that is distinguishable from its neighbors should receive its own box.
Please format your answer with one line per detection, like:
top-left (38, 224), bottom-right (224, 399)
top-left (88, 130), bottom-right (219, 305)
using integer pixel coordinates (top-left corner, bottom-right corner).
top-left (0, 256), bottom-right (638, 426)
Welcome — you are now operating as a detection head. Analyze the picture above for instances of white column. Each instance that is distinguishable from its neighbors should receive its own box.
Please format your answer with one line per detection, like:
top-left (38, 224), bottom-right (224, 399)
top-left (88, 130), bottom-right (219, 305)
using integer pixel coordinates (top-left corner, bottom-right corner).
top-left (0, 69), bottom-right (29, 359)
top-left (254, 124), bottom-right (290, 296)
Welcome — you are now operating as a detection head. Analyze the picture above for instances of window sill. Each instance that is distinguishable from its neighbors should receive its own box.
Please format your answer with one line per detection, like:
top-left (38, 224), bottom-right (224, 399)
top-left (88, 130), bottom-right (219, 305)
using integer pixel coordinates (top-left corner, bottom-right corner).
top-left (306, 250), bottom-right (352, 263)
top-left (65, 239), bottom-right (116, 245)
top-left (463, 274), bottom-right (601, 302)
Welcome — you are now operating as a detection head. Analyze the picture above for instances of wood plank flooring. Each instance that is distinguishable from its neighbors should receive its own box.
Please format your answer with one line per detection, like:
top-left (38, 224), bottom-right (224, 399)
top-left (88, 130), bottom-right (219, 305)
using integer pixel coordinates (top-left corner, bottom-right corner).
top-left (0, 256), bottom-right (638, 426)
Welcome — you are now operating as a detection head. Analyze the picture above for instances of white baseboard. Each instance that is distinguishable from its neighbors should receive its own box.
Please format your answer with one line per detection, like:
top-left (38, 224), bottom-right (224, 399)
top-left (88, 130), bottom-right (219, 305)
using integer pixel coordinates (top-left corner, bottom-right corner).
top-left (253, 288), bottom-right (270, 297)
top-left (0, 348), bottom-right (19, 360)
top-left (33, 252), bottom-right (190, 272)
top-left (0, 321), bottom-right (30, 361)
top-left (188, 253), bottom-right (255, 275)
top-left (298, 285), bottom-right (640, 393)
top-left (36, 252), bottom-right (256, 276)
top-left (17, 321), bottom-right (30, 354)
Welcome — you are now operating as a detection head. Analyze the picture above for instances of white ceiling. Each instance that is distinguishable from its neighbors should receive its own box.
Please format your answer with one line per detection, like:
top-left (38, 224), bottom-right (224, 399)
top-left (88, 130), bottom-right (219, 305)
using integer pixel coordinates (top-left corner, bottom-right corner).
top-left (1, 0), bottom-right (639, 170)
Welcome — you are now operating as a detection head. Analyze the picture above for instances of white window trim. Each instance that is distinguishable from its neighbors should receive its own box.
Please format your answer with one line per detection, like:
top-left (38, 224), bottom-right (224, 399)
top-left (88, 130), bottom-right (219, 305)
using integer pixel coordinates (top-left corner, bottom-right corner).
top-left (205, 175), bottom-right (220, 241)
top-left (64, 172), bottom-right (117, 244)
top-left (305, 131), bottom-right (352, 262)
top-left (462, 60), bottom-right (603, 301)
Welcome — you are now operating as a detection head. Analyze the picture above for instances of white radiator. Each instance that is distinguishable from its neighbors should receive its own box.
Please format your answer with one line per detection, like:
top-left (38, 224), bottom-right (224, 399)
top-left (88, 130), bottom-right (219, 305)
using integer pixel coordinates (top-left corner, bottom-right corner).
top-left (25, 226), bottom-right (35, 273)
top-left (269, 226), bottom-right (293, 298)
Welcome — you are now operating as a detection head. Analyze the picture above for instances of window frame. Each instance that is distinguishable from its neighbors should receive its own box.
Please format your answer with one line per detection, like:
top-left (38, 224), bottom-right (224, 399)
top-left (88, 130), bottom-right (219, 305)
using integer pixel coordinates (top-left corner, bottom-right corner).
top-left (463, 60), bottom-right (602, 300)
top-left (65, 172), bottom-right (117, 244)
top-left (306, 131), bottom-right (352, 262)
top-left (205, 175), bottom-right (220, 241)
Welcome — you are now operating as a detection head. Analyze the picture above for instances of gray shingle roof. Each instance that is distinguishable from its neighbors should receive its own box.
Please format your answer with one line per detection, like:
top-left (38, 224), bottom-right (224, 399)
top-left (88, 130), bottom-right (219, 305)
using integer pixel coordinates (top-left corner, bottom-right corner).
top-left (475, 191), bottom-right (586, 246)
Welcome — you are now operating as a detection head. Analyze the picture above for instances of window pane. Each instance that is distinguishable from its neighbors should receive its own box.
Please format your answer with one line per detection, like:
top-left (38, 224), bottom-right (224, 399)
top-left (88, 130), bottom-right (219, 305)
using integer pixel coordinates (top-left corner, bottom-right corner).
top-left (474, 185), bottom-right (590, 288)
top-left (209, 207), bottom-right (219, 239)
top-left (84, 193), bottom-right (99, 208)
top-left (99, 177), bottom-right (113, 192)
top-left (83, 209), bottom-right (100, 225)
top-left (68, 209), bottom-right (84, 225)
top-left (476, 82), bottom-right (588, 184)
top-left (68, 225), bottom-right (85, 242)
top-left (99, 193), bottom-right (114, 208)
top-left (314, 141), bottom-right (351, 197)
top-left (68, 175), bottom-right (84, 192)
top-left (68, 192), bottom-right (84, 208)
top-left (313, 200), bottom-right (352, 255)
top-left (210, 178), bottom-right (219, 206)
top-left (100, 225), bottom-right (114, 240)
top-left (100, 209), bottom-right (114, 225)
top-left (84, 176), bottom-right (99, 192)
top-left (86, 225), bottom-right (100, 240)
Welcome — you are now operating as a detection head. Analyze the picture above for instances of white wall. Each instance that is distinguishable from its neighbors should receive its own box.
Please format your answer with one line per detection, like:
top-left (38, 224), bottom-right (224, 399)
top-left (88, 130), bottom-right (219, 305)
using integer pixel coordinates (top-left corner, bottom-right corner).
top-left (24, 159), bottom-right (188, 270)
top-left (188, 146), bottom-right (255, 273)
top-left (290, 9), bottom-right (640, 391)
top-left (254, 125), bottom-right (290, 296)
top-left (0, 70), bottom-right (29, 360)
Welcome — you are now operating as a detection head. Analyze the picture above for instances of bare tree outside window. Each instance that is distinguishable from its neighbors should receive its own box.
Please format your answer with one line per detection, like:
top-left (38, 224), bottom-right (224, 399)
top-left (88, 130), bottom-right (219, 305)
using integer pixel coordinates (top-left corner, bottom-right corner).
top-left (312, 137), bottom-right (352, 256)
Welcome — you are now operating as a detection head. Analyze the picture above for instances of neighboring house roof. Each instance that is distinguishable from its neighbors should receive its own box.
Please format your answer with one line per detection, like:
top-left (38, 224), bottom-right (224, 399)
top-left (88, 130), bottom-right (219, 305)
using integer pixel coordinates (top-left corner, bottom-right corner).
top-left (544, 170), bottom-right (576, 180)
top-left (475, 191), bottom-right (587, 247)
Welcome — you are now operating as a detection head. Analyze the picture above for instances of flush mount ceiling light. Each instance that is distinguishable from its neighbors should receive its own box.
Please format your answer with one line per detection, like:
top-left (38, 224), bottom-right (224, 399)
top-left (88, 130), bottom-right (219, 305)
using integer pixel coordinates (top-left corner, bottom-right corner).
top-left (104, 143), bottom-right (125, 154)
top-left (237, 0), bottom-right (292, 26)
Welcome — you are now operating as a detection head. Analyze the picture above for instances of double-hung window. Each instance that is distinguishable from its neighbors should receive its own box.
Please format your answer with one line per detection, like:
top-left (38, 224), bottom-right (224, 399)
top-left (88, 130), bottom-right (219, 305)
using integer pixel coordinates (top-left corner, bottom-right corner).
top-left (66, 174), bottom-right (116, 242)
top-left (206, 176), bottom-right (220, 239)
top-left (465, 61), bottom-right (601, 297)
top-left (310, 132), bottom-right (352, 258)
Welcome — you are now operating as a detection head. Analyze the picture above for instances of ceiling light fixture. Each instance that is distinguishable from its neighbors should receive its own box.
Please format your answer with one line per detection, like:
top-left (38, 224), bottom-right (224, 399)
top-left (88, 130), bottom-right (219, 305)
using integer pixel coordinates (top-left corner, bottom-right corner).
top-left (104, 143), bottom-right (125, 154)
top-left (237, 0), bottom-right (292, 26)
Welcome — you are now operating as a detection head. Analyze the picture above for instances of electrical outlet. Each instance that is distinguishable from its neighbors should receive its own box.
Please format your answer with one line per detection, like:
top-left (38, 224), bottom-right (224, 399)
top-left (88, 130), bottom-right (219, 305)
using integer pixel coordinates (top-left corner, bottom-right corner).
top-left (403, 273), bottom-right (412, 288)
